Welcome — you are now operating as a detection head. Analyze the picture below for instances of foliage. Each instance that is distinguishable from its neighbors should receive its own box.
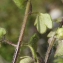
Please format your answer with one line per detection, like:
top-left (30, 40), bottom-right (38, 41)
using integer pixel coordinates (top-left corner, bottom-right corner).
top-left (0, 28), bottom-right (6, 39)
top-left (13, 0), bottom-right (27, 9)
top-left (28, 33), bottom-right (39, 51)
top-left (0, 0), bottom-right (63, 63)
top-left (56, 27), bottom-right (63, 39)
top-left (20, 56), bottom-right (34, 63)
top-left (34, 13), bottom-right (52, 34)
top-left (47, 27), bottom-right (63, 63)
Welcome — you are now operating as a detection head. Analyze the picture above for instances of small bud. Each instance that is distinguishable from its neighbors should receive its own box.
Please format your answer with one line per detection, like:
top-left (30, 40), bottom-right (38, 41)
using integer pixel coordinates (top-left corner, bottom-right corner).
top-left (0, 28), bottom-right (6, 39)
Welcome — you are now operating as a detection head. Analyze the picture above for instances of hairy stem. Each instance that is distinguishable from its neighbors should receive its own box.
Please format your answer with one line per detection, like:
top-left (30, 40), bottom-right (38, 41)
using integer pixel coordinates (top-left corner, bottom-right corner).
top-left (12, 0), bottom-right (32, 63)
top-left (3, 39), bottom-right (17, 47)
top-left (44, 37), bottom-right (56, 63)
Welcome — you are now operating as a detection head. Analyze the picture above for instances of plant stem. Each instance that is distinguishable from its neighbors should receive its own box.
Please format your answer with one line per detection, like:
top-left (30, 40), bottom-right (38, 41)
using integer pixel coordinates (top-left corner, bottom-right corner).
top-left (12, 0), bottom-right (32, 63)
top-left (3, 39), bottom-right (17, 47)
top-left (44, 37), bottom-right (56, 63)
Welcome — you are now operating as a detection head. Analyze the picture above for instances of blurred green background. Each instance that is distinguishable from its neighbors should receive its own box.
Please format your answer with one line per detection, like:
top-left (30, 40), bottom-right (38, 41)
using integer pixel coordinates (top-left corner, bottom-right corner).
top-left (0, 0), bottom-right (63, 63)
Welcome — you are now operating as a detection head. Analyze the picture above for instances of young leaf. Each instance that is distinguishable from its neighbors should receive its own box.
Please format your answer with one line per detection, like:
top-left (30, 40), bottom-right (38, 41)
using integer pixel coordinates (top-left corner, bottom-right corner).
top-left (34, 13), bottom-right (52, 34)
top-left (47, 31), bottom-right (56, 37)
top-left (44, 14), bottom-right (52, 29)
top-left (13, 0), bottom-right (27, 9)
top-left (28, 33), bottom-right (39, 51)
top-left (56, 27), bottom-right (63, 39)
top-left (55, 40), bottom-right (63, 57)
top-left (20, 34), bottom-right (39, 60)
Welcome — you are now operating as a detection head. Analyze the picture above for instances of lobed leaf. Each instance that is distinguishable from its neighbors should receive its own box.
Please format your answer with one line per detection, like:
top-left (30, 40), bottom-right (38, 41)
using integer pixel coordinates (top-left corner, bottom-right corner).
top-left (34, 13), bottom-right (52, 34)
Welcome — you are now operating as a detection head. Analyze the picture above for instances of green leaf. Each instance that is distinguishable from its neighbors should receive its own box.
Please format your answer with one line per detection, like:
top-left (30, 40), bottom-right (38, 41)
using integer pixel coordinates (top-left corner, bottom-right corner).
top-left (54, 40), bottom-right (63, 63)
top-left (44, 14), bottom-right (52, 29)
top-left (55, 40), bottom-right (63, 57)
top-left (47, 31), bottom-right (56, 37)
top-left (28, 33), bottom-right (39, 51)
top-left (13, 0), bottom-right (27, 9)
top-left (20, 56), bottom-right (34, 63)
top-left (56, 27), bottom-right (63, 39)
top-left (26, 45), bottom-right (39, 63)
top-left (20, 34), bottom-right (39, 60)
top-left (0, 28), bottom-right (6, 39)
top-left (21, 45), bottom-right (37, 60)
top-left (34, 13), bottom-right (52, 34)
